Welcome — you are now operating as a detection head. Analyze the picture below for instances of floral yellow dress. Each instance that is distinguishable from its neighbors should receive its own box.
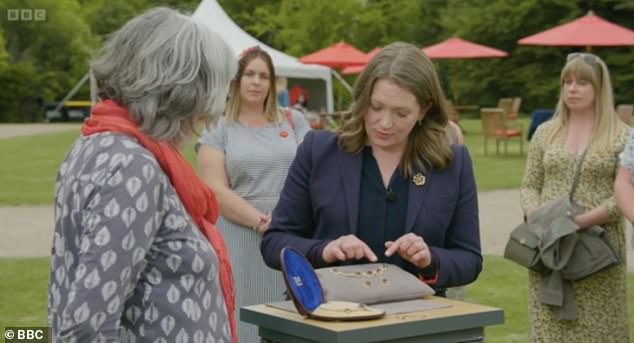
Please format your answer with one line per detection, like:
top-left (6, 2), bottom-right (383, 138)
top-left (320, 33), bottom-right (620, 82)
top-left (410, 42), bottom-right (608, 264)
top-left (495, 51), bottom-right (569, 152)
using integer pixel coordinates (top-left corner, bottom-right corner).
top-left (520, 120), bottom-right (630, 343)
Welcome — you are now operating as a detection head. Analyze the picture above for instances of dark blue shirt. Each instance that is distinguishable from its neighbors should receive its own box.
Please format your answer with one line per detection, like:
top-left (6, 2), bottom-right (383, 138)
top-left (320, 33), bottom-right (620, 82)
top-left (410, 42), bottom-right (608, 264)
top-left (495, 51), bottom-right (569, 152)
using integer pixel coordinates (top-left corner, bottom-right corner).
top-left (356, 147), bottom-right (409, 266)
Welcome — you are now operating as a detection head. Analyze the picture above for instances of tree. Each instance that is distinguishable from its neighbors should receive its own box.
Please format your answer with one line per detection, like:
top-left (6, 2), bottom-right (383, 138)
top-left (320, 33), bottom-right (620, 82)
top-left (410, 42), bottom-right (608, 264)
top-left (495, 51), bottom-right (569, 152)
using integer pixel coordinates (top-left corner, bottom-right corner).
top-left (223, 0), bottom-right (445, 56)
top-left (438, 0), bottom-right (634, 111)
top-left (79, 0), bottom-right (200, 38)
top-left (1, 0), bottom-right (99, 121)
top-left (80, 0), bottom-right (147, 37)
top-left (0, 27), bottom-right (8, 68)
top-left (1, 0), bottom-right (632, 121)
top-left (0, 0), bottom-right (204, 122)
top-left (218, 0), bottom-right (448, 110)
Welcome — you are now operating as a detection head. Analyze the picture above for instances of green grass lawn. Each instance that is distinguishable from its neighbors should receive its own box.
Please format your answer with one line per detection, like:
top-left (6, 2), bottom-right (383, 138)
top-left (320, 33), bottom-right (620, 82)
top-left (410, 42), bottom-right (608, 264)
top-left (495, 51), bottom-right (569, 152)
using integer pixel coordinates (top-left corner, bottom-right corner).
top-left (0, 131), bottom-right (77, 205)
top-left (0, 130), bottom-right (199, 206)
top-left (461, 117), bottom-right (530, 191)
top-left (2, 256), bottom-right (632, 341)
top-left (0, 258), bottom-right (50, 329)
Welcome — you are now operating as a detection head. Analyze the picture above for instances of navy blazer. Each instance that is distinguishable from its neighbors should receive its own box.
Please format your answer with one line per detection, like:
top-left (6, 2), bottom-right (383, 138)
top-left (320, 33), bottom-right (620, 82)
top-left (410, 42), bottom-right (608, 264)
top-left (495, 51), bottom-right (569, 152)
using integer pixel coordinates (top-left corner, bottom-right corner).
top-left (261, 130), bottom-right (482, 289)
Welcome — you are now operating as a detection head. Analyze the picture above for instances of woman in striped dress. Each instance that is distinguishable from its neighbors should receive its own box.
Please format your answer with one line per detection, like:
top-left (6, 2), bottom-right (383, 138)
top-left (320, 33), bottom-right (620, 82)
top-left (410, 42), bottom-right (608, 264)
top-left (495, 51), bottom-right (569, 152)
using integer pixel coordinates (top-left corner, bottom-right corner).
top-left (197, 46), bottom-right (309, 342)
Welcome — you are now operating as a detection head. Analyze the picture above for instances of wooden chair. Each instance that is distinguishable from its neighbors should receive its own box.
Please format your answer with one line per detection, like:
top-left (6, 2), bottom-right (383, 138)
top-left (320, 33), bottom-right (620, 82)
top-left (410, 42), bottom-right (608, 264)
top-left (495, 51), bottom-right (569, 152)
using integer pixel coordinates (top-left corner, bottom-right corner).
top-left (481, 107), bottom-right (524, 155)
top-left (616, 104), bottom-right (633, 125)
top-left (497, 98), bottom-right (513, 116)
top-left (497, 97), bottom-right (522, 120)
top-left (509, 97), bottom-right (522, 120)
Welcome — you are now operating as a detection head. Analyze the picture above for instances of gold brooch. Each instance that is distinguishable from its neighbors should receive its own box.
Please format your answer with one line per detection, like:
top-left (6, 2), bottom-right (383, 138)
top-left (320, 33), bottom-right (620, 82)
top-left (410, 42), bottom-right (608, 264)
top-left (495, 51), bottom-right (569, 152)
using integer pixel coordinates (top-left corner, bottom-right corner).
top-left (412, 173), bottom-right (426, 186)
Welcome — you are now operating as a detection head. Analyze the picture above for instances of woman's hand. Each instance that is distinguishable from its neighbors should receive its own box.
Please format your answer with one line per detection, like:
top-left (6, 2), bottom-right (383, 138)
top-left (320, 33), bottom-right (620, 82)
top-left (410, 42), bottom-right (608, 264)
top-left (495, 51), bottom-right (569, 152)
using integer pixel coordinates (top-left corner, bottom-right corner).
top-left (255, 213), bottom-right (272, 233)
top-left (322, 234), bottom-right (378, 264)
top-left (525, 208), bottom-right (536, 222)
top-left (572, 212), bottom-right (590, 229)
top-left (384, 233), bottom-right (431, 269)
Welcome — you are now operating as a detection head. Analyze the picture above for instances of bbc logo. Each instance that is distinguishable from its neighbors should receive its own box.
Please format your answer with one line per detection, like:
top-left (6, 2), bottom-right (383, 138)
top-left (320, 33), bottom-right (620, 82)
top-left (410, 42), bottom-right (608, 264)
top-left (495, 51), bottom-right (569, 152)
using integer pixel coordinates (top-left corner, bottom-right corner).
top-left (4, 327), bottom-right (49, 343)
top-left (7, 9), bottom-right (47, 21)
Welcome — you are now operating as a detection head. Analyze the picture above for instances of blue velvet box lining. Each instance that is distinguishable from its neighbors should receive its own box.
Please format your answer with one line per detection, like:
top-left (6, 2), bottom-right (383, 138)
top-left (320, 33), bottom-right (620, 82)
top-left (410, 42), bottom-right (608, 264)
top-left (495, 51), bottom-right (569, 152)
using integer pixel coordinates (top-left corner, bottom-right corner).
top-left (281, 247), bottom-right (323, 314)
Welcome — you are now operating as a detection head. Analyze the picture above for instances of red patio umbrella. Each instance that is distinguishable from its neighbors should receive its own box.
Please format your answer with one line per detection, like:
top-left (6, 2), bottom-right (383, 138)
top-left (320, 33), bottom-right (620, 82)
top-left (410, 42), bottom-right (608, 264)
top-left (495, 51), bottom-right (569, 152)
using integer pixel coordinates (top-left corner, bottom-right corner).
top-left (422, 37), bottom-right (508, 59)
top-left (420, 37), bottom-right (508, 119)
top-left (518, 11), bottom-right (634, 51)
top-left (299, 41), bottom-right (368, 68)
top-left (341, 47), bottom-right (382, 75)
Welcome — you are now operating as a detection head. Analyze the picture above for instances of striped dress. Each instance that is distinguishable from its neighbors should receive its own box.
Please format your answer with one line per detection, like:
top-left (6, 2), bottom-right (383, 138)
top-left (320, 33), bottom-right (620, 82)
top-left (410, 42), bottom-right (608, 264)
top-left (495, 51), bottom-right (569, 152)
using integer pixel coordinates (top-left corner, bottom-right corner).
top-left (198, 110), bottom-right (309, 343)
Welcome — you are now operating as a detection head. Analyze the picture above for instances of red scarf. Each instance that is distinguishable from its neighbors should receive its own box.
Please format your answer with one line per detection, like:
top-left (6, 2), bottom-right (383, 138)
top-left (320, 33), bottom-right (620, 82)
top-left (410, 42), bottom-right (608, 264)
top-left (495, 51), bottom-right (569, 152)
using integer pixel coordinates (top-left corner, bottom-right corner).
top-left (82, 100), bottom-right (236, 343)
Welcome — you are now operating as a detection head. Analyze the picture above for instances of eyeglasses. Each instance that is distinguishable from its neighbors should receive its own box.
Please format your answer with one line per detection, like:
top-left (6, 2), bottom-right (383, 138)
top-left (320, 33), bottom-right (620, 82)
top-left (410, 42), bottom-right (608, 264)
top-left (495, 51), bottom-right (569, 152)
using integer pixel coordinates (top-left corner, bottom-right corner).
top-left (566, 52), bottom-right (601, 64)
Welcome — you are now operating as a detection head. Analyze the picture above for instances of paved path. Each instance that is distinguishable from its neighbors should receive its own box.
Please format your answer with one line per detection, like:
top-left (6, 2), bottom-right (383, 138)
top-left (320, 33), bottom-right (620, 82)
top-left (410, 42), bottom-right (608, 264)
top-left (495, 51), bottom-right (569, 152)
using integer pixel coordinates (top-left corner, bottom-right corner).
top-left (0, 123), bottom-right (80, 139)
top-left (1, 190), bottom-right (631, 271)
top-left (0, 190), bottom-right (521, 257)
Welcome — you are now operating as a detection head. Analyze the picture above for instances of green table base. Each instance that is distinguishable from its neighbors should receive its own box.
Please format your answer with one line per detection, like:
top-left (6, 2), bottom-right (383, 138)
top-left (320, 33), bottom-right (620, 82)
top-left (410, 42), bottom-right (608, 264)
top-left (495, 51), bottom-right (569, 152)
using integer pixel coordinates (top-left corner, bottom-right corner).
top-left (258, 327), bottom-right (484, 343)
top-left (241, 296), bottom-right (504, 343)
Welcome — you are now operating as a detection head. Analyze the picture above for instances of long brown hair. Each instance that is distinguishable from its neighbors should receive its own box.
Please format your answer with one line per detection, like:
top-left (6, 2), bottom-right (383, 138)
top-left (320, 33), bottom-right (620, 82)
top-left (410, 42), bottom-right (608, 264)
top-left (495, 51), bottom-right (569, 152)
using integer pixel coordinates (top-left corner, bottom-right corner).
top-left (338, 42), bottom-right (453, 175)
top-left (224, 46), bottom-right (282, 124)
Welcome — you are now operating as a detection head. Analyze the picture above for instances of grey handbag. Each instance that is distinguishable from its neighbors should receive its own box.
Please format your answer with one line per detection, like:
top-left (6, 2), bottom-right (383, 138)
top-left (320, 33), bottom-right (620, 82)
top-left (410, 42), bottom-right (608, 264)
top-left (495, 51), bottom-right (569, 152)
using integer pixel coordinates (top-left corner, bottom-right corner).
top-left (503, 149), bottom-right (587, 271)
top-left (503, 221), bottom-right (547, 272)
top-left (314, 263), bottom-right (435, 305)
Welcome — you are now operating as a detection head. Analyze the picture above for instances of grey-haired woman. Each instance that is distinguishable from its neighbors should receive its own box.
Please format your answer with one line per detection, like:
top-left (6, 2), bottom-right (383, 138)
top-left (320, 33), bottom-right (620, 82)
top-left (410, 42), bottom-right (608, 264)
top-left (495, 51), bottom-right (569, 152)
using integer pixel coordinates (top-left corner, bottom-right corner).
top-left (47, 7), bottom-right (239, 342)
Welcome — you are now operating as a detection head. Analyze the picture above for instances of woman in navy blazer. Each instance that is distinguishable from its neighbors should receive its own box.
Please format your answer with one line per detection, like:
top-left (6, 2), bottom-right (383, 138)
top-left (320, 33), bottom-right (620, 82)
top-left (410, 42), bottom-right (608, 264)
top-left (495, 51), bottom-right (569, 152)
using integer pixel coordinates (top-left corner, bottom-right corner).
top-left (261, 42), bottom-right (482, 292)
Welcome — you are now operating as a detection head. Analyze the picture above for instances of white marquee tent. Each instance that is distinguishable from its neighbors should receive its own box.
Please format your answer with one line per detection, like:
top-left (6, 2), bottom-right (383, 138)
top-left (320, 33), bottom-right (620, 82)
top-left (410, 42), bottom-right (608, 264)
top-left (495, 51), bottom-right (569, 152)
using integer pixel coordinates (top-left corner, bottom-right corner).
top-left (193, 0), bottom-right (334, 112)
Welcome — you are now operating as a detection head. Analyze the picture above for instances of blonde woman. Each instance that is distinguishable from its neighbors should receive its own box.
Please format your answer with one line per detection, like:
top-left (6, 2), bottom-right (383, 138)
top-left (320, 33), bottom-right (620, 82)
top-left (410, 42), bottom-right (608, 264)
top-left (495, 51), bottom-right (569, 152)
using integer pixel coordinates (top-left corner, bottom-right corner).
top-left (197, 46), bottom-right (309, 342)
top-left (520, 52), bottom-right (630, 342)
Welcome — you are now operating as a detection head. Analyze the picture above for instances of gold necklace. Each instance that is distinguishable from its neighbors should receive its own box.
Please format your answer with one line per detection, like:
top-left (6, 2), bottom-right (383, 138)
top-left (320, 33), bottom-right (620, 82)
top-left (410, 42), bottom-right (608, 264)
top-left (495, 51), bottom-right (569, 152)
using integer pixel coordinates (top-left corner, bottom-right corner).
top-left (328, 264), bottom-right (390, 288)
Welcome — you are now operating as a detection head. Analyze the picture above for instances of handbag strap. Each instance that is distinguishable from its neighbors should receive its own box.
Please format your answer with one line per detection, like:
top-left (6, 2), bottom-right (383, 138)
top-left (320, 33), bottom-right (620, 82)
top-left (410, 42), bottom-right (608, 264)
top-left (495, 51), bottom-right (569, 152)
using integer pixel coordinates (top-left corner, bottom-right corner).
top-left (569, 148), bottom-right (589, 202)
top-left (284, 108), bottom-right (295, 129)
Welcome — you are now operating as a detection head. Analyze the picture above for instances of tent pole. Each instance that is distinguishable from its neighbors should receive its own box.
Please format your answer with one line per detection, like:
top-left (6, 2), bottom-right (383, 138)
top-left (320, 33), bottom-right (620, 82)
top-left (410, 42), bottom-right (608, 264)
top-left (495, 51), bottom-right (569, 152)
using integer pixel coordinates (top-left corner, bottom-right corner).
top-left (331, 70), bottom-right (353, 94)
top-left (90, 70), bottom-right (98, 105)
top-left (52, 72), bottom-right (90, 115)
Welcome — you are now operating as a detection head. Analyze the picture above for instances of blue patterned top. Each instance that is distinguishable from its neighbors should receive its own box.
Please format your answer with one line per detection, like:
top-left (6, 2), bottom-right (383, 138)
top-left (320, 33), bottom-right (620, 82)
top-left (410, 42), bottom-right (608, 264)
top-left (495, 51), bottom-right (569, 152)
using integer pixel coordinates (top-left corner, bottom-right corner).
top-left (48, 133), bottom-right (231, 342)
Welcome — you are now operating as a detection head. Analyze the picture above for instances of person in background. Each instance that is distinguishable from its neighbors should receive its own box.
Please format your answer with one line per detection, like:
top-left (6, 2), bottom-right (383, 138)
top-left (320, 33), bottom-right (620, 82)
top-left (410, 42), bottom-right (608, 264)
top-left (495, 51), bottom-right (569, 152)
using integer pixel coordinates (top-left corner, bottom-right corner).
top-left (615, 128), bottom-right (634, 260)
top-left (197, 46), bottom-right (310, 342)
top-left (292, 92), bottom-right (309, 113)
top-left (520, 52), bottom-right (630, 342)
top-left (615, 128), bottom-right (634, 222)
top-left (47, 7), bottom-right (238, 342)
top-left (276, 76), bottom-right (290, 107)
top-left (446, 120), bottom-right (464, 145)
top-left (261, 42), bottom-right (482, 296)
